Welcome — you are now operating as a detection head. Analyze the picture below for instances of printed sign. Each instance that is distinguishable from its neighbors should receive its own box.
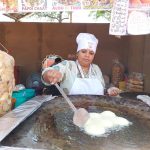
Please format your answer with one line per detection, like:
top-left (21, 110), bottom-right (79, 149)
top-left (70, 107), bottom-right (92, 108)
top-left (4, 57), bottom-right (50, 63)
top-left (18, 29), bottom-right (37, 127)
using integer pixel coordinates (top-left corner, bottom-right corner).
top-left (127, 10), bottom-right (150, 35)
top-left (82, 0), bottom-right (114, 10)
top-left (18, 0), bottom-right (47, 12)
top-left (128, 0), bottom-right (150, 35)
top-left (0, 0), bottom-right (17, 12)
top-left (129, 0), bottom-right (150, 9)
top-left (0, 0), bottom-right (6, 12)
top-left (109, 0), bottom-right (129, 35)
top-left (51, 0), bottom-right (81, 11)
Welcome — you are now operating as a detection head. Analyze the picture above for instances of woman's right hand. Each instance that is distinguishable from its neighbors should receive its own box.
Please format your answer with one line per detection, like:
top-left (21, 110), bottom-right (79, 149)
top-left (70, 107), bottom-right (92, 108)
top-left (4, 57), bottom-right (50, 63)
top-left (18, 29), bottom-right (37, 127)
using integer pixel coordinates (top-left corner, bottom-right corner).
top-left (43, 70), bottom-right (62, 84)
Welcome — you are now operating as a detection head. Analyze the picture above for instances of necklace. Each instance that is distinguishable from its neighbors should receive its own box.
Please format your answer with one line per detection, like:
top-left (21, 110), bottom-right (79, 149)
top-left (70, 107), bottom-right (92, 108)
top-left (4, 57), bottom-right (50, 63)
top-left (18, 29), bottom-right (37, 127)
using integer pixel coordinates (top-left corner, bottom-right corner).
top-left (76, 61), bottom-right (91, 78)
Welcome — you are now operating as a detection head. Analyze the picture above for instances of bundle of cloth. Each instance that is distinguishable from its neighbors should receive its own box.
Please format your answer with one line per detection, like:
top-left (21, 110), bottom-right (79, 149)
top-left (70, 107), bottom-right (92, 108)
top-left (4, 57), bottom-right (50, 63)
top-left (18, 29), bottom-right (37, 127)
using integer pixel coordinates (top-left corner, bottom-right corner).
top-left (0, 50), bottom-right (15, 116)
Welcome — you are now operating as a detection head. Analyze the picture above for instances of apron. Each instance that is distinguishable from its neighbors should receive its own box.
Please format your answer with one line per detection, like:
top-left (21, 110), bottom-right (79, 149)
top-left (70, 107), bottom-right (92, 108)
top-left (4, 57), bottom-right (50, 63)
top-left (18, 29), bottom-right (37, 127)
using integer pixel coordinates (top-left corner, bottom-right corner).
top-left (69, 61), bottom-right (104, 95)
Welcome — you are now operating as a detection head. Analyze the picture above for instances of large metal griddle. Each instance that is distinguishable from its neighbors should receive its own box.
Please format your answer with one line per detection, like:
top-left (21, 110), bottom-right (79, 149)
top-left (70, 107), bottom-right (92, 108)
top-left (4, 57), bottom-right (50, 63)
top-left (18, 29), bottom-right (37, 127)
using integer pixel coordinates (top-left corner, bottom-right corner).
top-left (1, 95), bottom-right (150, 150)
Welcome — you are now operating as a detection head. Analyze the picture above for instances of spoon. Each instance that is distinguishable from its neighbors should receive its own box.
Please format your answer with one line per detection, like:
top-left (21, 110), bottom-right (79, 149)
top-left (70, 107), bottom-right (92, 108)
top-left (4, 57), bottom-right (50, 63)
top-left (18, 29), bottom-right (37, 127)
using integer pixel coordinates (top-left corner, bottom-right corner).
top-left (55, 83), bottom-right (89, 128)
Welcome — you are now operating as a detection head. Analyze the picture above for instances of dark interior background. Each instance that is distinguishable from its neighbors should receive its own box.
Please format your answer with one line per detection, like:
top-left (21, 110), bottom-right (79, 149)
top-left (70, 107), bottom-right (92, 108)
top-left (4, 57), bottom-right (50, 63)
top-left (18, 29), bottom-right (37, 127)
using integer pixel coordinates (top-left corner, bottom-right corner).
top-left (0, 23), bottom-right (149, 92)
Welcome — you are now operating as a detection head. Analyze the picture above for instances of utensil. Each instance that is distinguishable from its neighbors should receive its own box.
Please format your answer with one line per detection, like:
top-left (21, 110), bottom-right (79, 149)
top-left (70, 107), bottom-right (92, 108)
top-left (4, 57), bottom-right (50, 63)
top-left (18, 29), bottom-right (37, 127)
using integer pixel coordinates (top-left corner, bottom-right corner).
top-left (55, 83), bottom-right (89, 128)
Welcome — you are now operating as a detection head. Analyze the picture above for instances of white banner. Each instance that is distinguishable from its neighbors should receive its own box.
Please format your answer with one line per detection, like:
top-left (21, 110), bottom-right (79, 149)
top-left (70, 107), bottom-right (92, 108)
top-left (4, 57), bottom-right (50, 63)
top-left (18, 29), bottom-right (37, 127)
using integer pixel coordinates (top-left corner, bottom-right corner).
top-left (1, 0), bottom-right (114, 12)
top-left (0, 0), bottom-right (17, 12)
top-left (127, 10), bottom-right (150, 35)
top-left (51, 0), bottom-right (81, 11)
top-left (109, 0), bottom-right (129, 35)
top-left (18, 0), bottom-right (47, 12)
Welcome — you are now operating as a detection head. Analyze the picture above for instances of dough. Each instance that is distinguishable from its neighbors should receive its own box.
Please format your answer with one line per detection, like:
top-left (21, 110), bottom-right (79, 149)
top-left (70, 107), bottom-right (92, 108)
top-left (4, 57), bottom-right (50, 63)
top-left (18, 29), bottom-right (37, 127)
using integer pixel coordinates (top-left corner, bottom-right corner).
top-left (83, 111), bottom-right (131, 137)
top-left (84, 113), bottom-right (106, 136)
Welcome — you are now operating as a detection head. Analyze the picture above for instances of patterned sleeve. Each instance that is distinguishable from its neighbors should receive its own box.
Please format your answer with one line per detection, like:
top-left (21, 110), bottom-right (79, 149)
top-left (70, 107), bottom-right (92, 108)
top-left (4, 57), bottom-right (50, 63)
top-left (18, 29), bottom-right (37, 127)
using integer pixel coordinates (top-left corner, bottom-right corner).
top-left (41, 60), bottom-right (70, 85)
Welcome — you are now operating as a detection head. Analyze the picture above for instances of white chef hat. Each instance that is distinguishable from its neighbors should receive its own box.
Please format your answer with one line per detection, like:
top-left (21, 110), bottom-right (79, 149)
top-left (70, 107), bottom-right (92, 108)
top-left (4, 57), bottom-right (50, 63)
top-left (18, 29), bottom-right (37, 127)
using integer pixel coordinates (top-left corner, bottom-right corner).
top-left (76, 33), bottom-right (98, 53)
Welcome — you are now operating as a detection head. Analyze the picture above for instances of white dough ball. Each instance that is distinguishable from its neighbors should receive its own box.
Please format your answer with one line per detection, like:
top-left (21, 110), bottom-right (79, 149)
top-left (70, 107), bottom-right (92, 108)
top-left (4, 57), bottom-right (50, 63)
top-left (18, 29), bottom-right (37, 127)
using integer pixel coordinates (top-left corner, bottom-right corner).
top-left (100, 118), bottom-right (114, 128)
top-left (84, 118), bottom-right (106, 136)
top-left (83, 111), bottom-right (131, 137)
top-left (112, 117), bottom-right (130, 126)
top-left (100, 111), bottom-right (116, 118)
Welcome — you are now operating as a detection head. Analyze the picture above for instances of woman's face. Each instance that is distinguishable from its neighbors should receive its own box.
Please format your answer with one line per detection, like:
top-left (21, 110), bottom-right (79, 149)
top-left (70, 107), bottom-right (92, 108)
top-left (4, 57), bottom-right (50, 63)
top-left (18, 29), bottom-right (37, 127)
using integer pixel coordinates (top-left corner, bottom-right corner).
top-left (77, 49), bottom-right (95, 67)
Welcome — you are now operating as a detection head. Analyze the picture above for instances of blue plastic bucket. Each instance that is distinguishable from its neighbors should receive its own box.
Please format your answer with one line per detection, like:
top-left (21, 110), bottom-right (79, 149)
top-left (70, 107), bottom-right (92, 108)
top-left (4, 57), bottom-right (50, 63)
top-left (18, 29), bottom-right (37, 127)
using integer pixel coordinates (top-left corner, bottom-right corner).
top-left (25, 89), bottom-right (36, 100)
top-left (12, 90), bottom-right (27, 108)
top-left (12, 89), bottom-right (35, 108)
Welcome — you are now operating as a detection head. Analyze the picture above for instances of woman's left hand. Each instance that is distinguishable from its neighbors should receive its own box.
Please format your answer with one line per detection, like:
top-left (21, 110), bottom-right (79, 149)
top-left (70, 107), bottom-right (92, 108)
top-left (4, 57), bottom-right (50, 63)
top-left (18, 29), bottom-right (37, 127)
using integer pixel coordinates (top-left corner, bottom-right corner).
top-left (107, 87), bottom-right (121, 96)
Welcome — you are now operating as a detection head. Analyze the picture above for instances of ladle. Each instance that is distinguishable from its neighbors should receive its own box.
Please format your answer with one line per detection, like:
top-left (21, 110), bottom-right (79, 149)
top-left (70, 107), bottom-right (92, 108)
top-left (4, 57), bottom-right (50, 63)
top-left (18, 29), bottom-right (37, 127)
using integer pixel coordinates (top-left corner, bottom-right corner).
top-left (55, 83), bottom-right (89, 128)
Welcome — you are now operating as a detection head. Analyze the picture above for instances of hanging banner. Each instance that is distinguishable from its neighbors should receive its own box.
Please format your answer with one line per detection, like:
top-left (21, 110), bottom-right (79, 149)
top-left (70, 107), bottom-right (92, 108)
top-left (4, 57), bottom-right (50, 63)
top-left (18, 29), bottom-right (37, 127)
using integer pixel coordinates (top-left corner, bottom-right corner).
top-left (0, 0), bottom-right (18, 12)
top-left (109, 0), bottom-right (150, 35)
top-left (109, 0), bottom-right (129, 35)
top-left (0, 0), bottom-right (150, 13)
top-left (1, 0), bottom-right (114, 12)
top-left (82, 0), bottom-right (114, 10)
top-left (50, 0), bottom-right (81, 11)
top-left (129, 0), bottom-right (150, 9)
top-left (127, 0), bottom-right (150, 35)
top-left (0, 0), bottom-right (6, 12)
top-left (18, 0), bottom-right (47, 12)
top-left (0, 0), bottom-right (150, 36)
top-left (127, 10), bottom-right (150, 35)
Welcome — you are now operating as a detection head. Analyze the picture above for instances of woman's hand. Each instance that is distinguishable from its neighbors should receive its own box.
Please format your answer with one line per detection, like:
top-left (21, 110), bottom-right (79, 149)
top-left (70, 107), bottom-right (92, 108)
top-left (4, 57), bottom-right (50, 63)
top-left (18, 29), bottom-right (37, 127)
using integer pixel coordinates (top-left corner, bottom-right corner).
top-left (43, 70), bottom-right (62, 85)
top-left (107, 87), bottom-right (121, 96)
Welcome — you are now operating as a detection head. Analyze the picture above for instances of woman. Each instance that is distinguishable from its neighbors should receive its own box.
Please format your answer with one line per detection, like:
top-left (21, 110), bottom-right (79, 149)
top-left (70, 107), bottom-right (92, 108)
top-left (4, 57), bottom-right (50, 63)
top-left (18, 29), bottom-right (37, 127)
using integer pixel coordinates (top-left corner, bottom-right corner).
top-left (42, 33), bottom-right (120, 96)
